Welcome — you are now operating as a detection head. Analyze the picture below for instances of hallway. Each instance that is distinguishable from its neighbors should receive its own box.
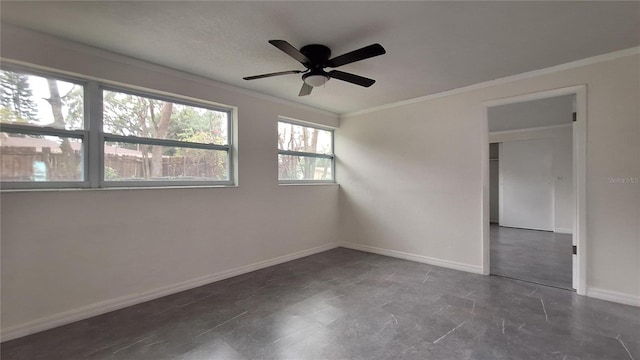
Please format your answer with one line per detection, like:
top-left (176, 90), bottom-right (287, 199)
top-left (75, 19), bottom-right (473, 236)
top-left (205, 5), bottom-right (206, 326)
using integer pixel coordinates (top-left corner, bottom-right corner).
top-left (490, 225), bottom-right (573, 290)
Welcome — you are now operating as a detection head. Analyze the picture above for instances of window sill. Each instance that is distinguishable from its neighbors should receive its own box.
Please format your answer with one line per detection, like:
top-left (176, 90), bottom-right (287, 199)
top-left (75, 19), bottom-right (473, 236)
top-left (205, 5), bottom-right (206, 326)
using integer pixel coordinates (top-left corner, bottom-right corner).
top-left (1, 184), bottom-right (238, 193)
top-left (278, 182), bottom-right (339, 186)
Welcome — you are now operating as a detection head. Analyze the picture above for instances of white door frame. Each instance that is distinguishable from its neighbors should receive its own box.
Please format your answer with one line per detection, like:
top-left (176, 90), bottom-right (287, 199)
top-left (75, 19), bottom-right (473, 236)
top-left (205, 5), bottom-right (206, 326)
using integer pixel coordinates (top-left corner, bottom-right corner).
top-left (481, 85), bottom-right (587, 295)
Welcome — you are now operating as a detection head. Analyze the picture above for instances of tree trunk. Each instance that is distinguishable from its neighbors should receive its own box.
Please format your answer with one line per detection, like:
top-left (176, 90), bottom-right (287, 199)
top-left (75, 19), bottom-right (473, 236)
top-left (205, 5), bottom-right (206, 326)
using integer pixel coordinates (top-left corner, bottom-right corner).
top-left (303, 129), bottom-right (319, 179)
top-left (46, 79), bottom-right (76, 179)
top-left (151, 102), bottom-right (173, 178)
top-left (138, 99), bottom-right (151, 179)
top-left (46, 79), bottom-right (65, 128)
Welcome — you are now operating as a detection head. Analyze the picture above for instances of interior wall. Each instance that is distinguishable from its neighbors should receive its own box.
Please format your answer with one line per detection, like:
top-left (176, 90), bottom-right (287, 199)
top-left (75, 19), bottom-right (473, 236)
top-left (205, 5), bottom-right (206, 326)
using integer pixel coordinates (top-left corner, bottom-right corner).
top-left (0, 26), bottom-right (340, 337)
top-left (500, 137), bottom-right (555, 231)
top-left (490, 125), bottom-right (574, 233)
top-left (488, 94), bottom-right (575, 132)
top-left (337, 52), bottom-right (640, 303)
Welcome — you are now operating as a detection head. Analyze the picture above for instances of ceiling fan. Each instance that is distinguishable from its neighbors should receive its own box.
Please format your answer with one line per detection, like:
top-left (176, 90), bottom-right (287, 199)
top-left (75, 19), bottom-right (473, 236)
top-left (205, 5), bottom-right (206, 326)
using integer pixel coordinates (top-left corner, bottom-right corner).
top-left (243, 40), bottom-right (386, 96)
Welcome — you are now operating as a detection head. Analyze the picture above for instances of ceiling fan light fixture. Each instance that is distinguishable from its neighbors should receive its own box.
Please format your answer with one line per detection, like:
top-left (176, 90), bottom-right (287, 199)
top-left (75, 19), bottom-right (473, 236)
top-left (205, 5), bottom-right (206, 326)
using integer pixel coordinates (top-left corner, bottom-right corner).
top-left (303, 73), bottom-right (329, 87)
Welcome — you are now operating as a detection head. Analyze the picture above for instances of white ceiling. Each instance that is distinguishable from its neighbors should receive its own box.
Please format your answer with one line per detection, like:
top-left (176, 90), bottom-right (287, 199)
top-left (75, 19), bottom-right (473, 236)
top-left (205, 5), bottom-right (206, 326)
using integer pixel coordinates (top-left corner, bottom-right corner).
top-left (1, 1), bottom-right (638, 114)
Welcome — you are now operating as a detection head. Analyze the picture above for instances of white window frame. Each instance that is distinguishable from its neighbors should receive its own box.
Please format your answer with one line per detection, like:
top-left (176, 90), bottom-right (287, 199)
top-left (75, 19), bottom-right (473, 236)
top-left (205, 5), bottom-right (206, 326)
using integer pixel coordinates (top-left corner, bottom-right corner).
top-left (1, 64), bottom-right (235, 190)
top-left (0, 65), bottom-right (90, 189)
top-left (277, 118), bottom-right (335, 184)
top-left (99, 86), bottom-right (233, 187)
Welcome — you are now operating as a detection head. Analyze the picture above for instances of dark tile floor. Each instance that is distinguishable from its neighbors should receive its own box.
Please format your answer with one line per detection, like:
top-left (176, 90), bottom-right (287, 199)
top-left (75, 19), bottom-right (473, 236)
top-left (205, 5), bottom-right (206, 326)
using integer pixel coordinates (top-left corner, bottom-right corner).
top-left (490, 224), bottom-right (573, 290)
top-left (2, 248), bottom-right (638, 360)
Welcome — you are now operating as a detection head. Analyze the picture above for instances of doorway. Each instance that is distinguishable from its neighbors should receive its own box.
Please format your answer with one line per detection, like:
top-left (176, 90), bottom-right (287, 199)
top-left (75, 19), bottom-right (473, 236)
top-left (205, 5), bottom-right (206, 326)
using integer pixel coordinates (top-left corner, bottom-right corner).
top-left (482, 86), bottom-right (587, 294)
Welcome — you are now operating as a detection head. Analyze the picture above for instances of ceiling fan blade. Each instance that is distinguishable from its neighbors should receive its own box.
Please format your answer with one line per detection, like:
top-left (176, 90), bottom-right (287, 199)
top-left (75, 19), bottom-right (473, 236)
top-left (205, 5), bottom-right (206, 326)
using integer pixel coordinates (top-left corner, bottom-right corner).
top-left (299, 82), bottom-right (313, 96)
top-left (327, 43), bottom-right (386, 68)
top-left (243, 70), bottom-right (304, 81)
top-left (269, 40), bottom-right (311, 65)
top-left (328, 70), bottom-right (376, 87)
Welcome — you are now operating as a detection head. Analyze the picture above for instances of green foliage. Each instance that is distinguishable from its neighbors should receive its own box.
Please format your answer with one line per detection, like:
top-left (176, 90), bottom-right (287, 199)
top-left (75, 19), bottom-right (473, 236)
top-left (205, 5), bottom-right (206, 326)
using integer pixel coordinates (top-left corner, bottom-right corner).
top-left (103, 91), bottom-right (155, 138)
top-left (104, 166), bottom-right (119, 180)
top-left (103, 91), bottom-right (226, 143)
top-left (0, 70), bottom-right (39, 124)
top-left (61, 85), bottom-right (84, 130)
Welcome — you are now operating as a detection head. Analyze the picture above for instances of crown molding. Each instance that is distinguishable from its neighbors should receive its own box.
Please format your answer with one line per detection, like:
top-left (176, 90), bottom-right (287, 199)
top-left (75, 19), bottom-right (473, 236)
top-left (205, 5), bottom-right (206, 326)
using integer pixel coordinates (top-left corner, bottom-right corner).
top-left (341, 46), bottom-right (639, 118)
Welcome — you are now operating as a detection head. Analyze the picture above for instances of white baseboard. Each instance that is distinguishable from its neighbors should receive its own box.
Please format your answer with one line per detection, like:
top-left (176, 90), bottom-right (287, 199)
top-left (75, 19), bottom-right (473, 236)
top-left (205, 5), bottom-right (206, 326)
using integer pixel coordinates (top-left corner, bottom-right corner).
top-left (586, 287), bottom-right (640, 307)
top-left (554, 227), bottom-right (573, 234)
top-left (1, 242), bottom-right (340, 342)
top-left (340, 242), bottom-right (484, 274)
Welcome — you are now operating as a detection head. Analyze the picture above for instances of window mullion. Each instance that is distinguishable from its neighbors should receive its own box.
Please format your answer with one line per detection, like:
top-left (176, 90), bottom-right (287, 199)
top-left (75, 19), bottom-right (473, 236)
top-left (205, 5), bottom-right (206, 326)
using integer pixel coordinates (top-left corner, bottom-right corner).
top-left (103, 134), bottom-right (229, 151)
top-left (0, 124), bottom-right (84, 138)
top-left (87, 81), bottom-right (102, 188)
top-left (277, 150), bottom-right (333, 159)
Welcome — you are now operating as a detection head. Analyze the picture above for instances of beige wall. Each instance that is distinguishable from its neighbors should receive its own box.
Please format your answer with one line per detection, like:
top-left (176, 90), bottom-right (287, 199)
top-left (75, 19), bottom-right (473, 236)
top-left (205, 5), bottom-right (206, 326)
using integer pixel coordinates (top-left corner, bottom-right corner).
top-left (0, 26), bottom-right (340, 337)
top-left (337, 53), bottom-right (639, 302)
top-left (2, 25), bottom-right (639, 340)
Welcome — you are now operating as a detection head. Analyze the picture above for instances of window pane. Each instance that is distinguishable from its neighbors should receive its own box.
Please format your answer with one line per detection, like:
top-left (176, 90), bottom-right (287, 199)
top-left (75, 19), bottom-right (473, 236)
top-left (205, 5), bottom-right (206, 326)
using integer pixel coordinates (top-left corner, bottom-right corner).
top-left (278, 122), bottom-right (332, 155)
top-left (0, 132), bottom-right (83, 181)
top-left (104, 141), bottom-right (228, 182)
top-left (0, 70), bottom-right (84, 130)
top-left (103, 90), bottom-right (228, 145)
top-left (278, 154), bottom-right (333, 181)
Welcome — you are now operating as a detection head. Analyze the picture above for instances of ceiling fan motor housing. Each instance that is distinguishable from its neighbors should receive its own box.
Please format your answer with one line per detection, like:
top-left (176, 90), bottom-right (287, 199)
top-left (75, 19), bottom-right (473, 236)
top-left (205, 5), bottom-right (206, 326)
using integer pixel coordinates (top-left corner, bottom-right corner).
top-left (299, 45), bottom-right (331, 87)
top-left (299, 44), bottom-right (332, 67)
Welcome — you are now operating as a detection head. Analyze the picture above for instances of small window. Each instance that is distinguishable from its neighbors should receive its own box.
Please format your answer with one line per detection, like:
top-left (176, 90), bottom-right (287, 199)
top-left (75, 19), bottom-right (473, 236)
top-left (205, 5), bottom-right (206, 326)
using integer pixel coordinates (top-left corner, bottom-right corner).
top-left (0, 69), bottom-right (87, 187)
top-left (102, 89), bottom-right (232, 185)
top-left (278, 120), bottom-right (334, 182)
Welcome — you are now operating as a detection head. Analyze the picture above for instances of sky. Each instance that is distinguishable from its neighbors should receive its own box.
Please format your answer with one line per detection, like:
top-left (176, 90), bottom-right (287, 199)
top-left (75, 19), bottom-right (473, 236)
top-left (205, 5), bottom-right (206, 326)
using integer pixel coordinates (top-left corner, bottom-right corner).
top-left (26, 74), bottom-right (80, 129)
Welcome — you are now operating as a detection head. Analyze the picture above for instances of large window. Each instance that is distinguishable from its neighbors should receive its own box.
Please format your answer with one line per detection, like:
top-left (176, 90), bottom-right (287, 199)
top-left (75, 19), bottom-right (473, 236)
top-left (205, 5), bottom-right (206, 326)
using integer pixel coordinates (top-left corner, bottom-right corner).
top-left (278, 120), bottom-right (334, 183)
top-left (0, 66), bottom-right (233, 189)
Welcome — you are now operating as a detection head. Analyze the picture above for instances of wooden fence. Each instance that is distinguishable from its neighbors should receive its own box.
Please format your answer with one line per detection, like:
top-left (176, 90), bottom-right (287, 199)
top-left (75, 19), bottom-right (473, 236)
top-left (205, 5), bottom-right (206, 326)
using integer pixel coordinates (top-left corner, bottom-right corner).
top-left (0, 146), bottom-right (82, 181)
top-left (1, 146), bottom-right (226, 181)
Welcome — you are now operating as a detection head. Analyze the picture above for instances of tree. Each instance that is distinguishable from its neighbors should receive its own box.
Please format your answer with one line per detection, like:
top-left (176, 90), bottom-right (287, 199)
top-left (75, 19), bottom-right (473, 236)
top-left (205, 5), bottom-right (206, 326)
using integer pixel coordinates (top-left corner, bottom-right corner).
top-left (46, 79), bottom-right (65, 127)
top-left (45, 79), bottom-right (81, 180)
top-left (61, 86), bottom-right (84, 129)
top-left (302, 127), bottom-right (319, 179)
top-left (277, 123), bottom-right (329, 180)
top-left (0, 71), bottom-right (39, 124)
top-left (103, 93), bottom-right (156, 178)
top-left (102, 91), bottom-right (227, 180)
top-left (150, 102), bottom-right (172, 178)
